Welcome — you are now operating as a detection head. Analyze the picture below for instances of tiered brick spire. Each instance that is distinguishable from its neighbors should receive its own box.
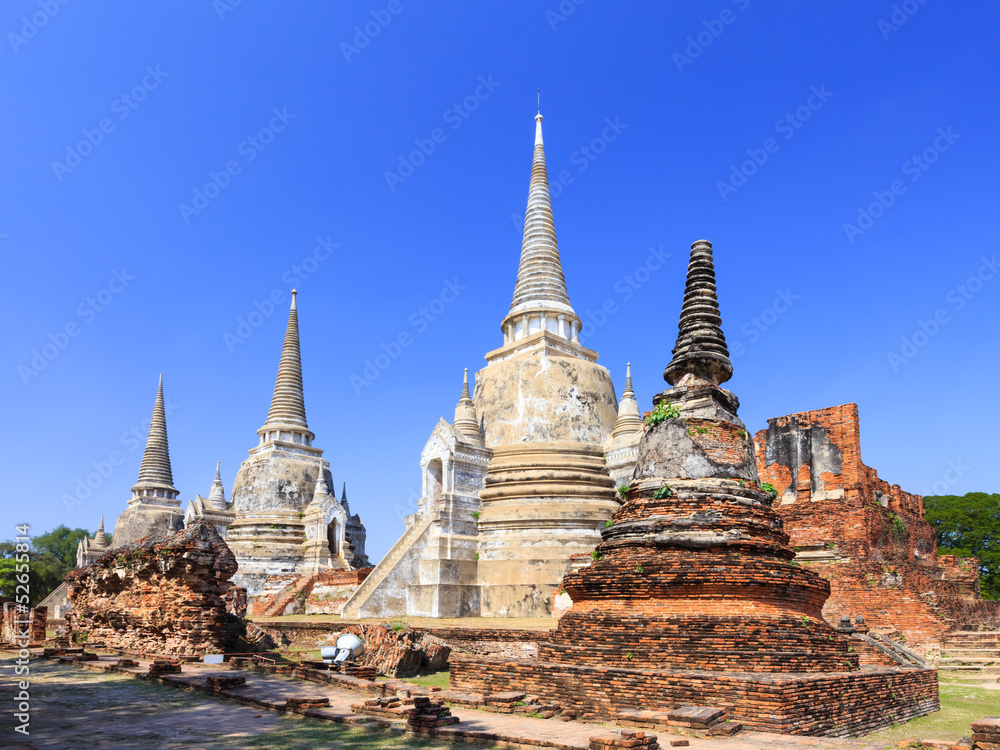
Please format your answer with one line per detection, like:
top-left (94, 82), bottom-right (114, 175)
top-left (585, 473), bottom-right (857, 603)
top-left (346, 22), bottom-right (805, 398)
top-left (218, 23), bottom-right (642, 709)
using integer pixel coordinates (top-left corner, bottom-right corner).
top-left (538, 239), bottom-right (854, 674)
top-left (259, 290), bottom-right (314, 443)
top-left (501, 111), bottom-right (581, 344)
top-left (131, 375), bottom-right (178, 499)
top-left (664, 240), bottom-right (732, 386)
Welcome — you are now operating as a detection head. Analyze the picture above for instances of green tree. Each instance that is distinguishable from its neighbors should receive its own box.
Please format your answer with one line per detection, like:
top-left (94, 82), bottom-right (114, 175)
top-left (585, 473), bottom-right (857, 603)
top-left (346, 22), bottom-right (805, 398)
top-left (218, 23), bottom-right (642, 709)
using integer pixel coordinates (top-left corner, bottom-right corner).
top-left (0, 526), bottom-right (97, 606)
top-left (923, 492), bottom-right (1000, 600)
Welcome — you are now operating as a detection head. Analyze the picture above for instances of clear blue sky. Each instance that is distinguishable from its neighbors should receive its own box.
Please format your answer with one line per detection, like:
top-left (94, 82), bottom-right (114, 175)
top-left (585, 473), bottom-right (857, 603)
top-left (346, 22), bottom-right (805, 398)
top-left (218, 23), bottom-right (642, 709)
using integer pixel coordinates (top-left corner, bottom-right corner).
top-left (2, 2), bottom-right (997, 562)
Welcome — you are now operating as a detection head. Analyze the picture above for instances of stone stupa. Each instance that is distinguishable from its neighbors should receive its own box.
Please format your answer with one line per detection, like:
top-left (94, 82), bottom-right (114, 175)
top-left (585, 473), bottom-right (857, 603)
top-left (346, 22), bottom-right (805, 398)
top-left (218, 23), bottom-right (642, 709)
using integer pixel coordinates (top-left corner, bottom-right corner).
top-left (451, 240), bottom-right (940, 736)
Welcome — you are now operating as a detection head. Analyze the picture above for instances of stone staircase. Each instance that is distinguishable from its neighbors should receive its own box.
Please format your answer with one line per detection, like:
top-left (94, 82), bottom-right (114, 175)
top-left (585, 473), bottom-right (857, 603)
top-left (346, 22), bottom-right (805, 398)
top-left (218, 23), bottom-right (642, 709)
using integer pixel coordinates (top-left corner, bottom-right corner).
top-left (340, 515), bottom-right (433, 619)
top-left (938, 630), bottom-right (1000, 675)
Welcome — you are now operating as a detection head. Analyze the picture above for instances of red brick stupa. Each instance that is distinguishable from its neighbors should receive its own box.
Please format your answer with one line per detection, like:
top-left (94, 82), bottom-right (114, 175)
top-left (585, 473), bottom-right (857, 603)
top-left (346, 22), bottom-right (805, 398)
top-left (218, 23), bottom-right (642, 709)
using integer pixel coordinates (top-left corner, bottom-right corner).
top-left (451, 240), bottom-right (939, 736)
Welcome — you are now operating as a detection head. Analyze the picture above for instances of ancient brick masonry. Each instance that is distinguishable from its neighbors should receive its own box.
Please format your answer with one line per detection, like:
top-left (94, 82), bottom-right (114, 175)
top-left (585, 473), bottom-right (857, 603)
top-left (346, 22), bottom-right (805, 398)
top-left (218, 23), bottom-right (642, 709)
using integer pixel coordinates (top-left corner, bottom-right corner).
top-left (1, 603), bottom-right (46, 645)
top-left (756, 403), bottom-right (1000, 650)
top-left (65, 522), bottom-right (242, 657)
top-left (972, 716), bottom-right (1000, 749)
top-left (452, 239), bottom-right (939, 736)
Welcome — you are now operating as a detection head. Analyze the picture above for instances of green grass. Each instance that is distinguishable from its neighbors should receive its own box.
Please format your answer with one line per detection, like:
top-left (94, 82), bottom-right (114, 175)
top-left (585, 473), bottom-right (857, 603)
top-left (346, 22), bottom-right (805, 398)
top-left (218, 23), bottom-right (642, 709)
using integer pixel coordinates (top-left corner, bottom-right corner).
top-left (402, 671), bottom-right (451, 689)
top-left (862, 678), bottom-right (1000, 745)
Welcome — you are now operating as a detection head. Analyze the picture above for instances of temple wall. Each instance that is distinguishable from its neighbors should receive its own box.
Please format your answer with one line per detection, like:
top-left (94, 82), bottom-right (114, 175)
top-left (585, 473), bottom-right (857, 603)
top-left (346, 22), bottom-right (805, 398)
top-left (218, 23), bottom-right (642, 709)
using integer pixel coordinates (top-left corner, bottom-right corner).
top-left (755, 402), bottom-right (1000, 650)
top-left (450, 657), bottom-right (939, 736)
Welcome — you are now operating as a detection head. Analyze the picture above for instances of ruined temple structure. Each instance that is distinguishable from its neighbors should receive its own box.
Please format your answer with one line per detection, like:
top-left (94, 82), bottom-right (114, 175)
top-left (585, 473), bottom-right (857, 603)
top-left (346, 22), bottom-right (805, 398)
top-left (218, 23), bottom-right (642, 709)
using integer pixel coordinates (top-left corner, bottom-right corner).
top-left (451, 240), bottom-right (940, 736)
top-left (225, 291), bottom-right (368, 597)
top-left (66, 522), bottom-right (242, 657)
top-left (103, 376), bottom-right (186, 549)
top-left (344, 111), bottom-right (632, 618)
top-left (756, 404), bottom-right (1000, 652)
top-left (184, 461), bottom-right (237, 538)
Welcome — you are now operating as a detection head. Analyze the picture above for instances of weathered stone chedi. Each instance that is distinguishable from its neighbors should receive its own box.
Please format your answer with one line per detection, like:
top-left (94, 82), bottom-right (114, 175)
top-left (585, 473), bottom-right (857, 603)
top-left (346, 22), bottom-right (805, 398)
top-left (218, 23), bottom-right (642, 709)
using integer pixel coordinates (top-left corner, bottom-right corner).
top-left (545, 240), bottom-right (846, 673)
top-left (474, 114), bottom-right (620, 616)
top-left (451, 240), bottom-right (940, 735)
top-left (226, 290), bottom-right (368, 596)
top-left (343, 112), bottom-right (628, 618)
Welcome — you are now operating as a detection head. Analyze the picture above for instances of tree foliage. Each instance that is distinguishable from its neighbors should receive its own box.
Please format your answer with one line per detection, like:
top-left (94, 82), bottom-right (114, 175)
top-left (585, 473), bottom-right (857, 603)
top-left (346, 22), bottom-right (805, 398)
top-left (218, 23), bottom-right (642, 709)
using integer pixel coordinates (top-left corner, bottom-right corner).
top-left (0, 525), bottom-right (96, 606)
top-left (923, 492), bottom-right (1000, 600)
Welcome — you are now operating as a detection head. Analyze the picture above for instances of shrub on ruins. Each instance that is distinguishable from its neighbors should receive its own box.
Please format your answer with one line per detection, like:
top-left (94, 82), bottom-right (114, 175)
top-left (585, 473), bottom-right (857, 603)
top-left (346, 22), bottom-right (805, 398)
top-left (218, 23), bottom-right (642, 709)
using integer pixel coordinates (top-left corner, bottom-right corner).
top-left (760, 482), bottom-right (778, 498)
top-left (644, 401), bottom-right (681, 427)
top-left (923, 492), bottom-right (1000, 600)
top-left (0, 525), bottom-right (96, 605)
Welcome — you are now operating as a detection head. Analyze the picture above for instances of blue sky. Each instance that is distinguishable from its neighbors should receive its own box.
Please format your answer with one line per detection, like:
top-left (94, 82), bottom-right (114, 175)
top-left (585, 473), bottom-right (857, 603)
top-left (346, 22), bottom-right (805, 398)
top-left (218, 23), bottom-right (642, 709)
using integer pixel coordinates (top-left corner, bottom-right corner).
top-left (2, 1), bottom-right (997, 562)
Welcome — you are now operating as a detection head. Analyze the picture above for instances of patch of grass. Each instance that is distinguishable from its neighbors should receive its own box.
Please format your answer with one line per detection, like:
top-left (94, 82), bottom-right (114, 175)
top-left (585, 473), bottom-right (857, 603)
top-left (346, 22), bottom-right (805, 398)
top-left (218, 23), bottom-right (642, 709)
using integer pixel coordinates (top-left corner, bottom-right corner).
top-left (862, 680), bottom-right (999, 744)
top-left (400, 670), bottom-right (451, 690)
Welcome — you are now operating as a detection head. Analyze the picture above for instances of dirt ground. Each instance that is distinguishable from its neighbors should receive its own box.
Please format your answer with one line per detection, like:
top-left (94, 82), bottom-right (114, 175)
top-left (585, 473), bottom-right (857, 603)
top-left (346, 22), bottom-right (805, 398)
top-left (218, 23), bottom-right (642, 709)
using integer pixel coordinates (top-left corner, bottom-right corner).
top-left (0, 655), bottom-right (487, 750)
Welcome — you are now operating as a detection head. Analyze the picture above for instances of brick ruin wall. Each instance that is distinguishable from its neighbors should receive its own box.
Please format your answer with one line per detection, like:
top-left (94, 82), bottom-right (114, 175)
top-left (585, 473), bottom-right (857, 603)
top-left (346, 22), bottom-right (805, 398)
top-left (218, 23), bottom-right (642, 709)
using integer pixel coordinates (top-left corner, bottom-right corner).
top-left (755, 403), bottom-right (1000, 651)
top-left (247, 568), bottom-right (371, 617)
top-left (1, 603), bottom-right (46, 644)
top-left (450, 657), bottom-right (939, 736)
top-left (65, 522), bottom-right (243, 657)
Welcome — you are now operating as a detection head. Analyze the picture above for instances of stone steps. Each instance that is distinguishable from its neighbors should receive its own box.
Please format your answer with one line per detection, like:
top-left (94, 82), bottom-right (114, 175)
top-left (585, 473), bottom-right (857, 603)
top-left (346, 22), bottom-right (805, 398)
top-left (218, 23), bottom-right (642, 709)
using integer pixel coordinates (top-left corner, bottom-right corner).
top-left (938, 630), bottom-right (1000, 673)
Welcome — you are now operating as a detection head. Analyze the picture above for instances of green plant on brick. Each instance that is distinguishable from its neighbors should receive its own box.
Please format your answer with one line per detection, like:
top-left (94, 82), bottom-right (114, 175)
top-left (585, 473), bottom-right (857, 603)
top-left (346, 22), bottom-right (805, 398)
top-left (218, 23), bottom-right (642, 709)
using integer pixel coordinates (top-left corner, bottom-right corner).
top-left (604, 519), bottom-right (614, 528)
top-left (590, 550), bottom-right (603, 561)
top-left (616, 484), bottom-right (630, 498)
top-left (653, 483), bottom-right (674, 500)
top-left (471, 511), bottom-right (481, 520)
top-left (760, 482), bottom-right (778, 498)
top-left (644, 401), bottom-right (680, 427)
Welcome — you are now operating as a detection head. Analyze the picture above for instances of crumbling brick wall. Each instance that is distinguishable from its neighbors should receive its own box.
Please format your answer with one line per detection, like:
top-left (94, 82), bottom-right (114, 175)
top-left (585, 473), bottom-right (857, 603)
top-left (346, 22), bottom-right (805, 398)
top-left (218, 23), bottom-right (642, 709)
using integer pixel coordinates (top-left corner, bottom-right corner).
top-left (756, 403), bottom-right (1000, 649)
top-left (1, 603), bottom-right (46, 644)
top-left (248, 568), bottom-right (371, 617)
top-left (65, 522), bottom-right (242, 656)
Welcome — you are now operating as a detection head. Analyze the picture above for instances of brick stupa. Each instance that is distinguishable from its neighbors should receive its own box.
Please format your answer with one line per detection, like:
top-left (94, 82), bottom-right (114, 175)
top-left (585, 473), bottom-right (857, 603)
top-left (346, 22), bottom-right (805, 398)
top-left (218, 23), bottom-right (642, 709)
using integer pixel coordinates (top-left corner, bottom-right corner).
top-left (451, 240), bottom-right (940, 736)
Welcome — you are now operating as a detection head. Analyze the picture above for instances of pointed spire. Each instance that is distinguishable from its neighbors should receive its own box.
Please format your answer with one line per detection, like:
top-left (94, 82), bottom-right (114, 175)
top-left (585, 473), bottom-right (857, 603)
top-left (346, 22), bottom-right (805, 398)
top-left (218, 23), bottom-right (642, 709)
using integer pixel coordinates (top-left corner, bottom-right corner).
top-left (501, 108), bottom-right (579, 342)
top-left (207, 461), bottom-right (227, 509)
top-left (313, 467), bottom-right (330, 500)
top-left (612, 362), bottom-right (643, 437)
top-left (132, 375), bottom-right (178, 499)
top-left (259, 290), bottom-right (313, 441)
top-left (454, 368), bottom-right (482, 441)
top-left (664, 240), bottom-right (733, 387)
top-left (341, 482), bottom-right (348, 503)
top-left (93, 515), bottom-right (108, 548)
